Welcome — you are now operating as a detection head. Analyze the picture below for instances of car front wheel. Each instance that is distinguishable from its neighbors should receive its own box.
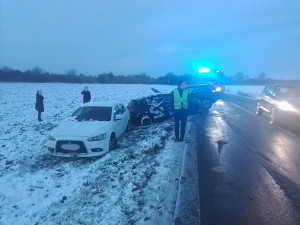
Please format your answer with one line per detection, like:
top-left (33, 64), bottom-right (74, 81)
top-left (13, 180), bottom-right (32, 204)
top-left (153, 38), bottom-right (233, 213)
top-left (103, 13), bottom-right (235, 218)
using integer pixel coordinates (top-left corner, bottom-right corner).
top-left (140, 114), bottom-right (151, 126)
top-left (126, 120), bottom-right (131, 132)
top-left (201, 99), bottom-right (212, 110)
top-left (109, 133), bottom-right (117, 151)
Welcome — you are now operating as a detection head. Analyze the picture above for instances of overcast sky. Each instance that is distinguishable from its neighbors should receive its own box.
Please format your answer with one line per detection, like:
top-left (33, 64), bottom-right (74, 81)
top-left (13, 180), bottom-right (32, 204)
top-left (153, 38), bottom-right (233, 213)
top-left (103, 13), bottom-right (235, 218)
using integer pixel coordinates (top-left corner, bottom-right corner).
top-left (0, 0), bottom-right (299, 79)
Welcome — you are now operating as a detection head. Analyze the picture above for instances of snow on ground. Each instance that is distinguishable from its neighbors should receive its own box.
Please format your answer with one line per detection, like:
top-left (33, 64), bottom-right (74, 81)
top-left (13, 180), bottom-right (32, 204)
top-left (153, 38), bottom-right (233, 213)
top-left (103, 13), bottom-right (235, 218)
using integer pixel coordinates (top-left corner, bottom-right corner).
top-left (0, 83), bottom-right (187, 225)
top-left (225, 85), bottom-right (264, 99)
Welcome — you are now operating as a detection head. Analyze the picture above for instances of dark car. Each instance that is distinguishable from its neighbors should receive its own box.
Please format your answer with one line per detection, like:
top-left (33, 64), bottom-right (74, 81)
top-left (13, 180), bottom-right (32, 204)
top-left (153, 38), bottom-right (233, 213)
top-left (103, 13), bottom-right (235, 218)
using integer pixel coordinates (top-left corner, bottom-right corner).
top-left (127, 93), bottom-right (173, 126)
top-left (256, 84), bottom-right (300, 125)
top-left (127, 84), bottom-right (218, 126)
top-left (187, 84), bottom-right (218, 114)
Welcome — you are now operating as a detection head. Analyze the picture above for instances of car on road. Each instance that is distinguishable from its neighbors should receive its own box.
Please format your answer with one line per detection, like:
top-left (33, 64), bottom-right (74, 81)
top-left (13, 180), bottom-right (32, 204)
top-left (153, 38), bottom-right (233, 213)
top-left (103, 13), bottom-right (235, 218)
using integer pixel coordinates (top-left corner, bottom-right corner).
top-left (187, 84), bottom-right (218, 114)
top-left (127, 84), bottom-right (218, 125)
top-left (256, 84), bottom-right (300, 125)
top-left (48, 102), bottom-right (130, 157)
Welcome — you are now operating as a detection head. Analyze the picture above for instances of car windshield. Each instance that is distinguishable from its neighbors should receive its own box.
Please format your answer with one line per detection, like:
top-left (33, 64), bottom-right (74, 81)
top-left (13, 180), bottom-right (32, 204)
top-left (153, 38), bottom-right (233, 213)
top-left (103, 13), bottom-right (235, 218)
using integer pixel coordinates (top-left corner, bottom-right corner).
top-left (71, 106), bottom-right (112, 121)
top-left (187, 85), bottom-right (212, 93)
top-left (275, 86), bottom-right (300, 98)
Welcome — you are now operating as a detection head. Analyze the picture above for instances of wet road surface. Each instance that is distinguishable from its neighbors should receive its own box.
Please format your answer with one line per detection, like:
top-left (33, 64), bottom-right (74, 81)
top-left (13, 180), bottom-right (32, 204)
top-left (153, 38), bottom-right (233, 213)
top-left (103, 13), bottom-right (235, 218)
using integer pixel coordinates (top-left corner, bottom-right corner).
top-left (193, 93), bottom-right (300, 225)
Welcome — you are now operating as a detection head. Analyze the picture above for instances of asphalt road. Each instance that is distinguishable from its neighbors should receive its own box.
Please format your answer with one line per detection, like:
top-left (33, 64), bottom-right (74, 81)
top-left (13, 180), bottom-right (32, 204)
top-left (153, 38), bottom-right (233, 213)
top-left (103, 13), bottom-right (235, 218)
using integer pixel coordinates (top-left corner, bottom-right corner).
top-left (193, 93), bottom-right (300, 225)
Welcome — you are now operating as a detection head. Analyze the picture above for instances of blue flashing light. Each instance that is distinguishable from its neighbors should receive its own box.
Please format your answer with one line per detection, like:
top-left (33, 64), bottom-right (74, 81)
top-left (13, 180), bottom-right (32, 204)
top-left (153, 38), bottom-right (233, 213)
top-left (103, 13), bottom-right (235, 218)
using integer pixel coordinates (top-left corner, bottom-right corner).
top-left (198, 67), bottom-right (210, 73)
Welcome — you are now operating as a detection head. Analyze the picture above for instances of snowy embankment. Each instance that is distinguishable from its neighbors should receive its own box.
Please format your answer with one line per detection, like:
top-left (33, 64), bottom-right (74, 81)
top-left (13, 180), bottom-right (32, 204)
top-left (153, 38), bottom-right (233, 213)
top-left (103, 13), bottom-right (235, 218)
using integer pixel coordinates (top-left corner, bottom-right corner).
top-left (225, 85), bottom-right (264, 99)
top-left (0, 83), bottom-right (188, 225)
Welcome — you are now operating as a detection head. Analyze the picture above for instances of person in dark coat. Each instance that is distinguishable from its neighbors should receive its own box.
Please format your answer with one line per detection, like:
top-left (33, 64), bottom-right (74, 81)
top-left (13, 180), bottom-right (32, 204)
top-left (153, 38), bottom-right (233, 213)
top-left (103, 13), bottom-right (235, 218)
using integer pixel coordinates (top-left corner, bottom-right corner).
top-left (81, 86), bottom-right (91, 104)
top-left (171, 80), bottom-right (189, 142)
top-left (35, 90), bottom-right (44, 121)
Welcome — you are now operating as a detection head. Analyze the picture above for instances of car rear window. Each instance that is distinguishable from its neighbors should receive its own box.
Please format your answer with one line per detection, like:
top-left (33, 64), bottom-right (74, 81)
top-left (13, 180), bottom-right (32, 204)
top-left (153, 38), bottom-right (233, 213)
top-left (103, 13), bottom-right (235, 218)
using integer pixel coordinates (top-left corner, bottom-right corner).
top-left (71, 106), bottom-right (112, 121)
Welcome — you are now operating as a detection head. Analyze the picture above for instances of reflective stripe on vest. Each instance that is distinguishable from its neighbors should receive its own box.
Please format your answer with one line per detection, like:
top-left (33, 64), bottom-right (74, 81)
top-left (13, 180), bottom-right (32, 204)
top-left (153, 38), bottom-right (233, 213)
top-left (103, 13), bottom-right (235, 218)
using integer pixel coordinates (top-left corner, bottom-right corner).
top-left (174, 89), bottom-right (188, 109)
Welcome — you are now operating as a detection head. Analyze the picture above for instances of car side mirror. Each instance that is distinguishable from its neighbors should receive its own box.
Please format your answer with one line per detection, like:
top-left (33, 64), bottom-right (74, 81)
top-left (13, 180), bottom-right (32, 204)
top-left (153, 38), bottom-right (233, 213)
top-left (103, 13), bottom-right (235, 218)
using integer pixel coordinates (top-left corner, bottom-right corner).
top-left (115, 114), bottom-right (123, 120)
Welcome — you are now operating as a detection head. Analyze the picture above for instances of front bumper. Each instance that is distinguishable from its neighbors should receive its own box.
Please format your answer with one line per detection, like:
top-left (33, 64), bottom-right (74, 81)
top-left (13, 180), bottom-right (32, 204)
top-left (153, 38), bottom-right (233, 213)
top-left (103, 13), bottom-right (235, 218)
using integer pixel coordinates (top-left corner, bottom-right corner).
top-left (47, 136), bottom-right (110, 157)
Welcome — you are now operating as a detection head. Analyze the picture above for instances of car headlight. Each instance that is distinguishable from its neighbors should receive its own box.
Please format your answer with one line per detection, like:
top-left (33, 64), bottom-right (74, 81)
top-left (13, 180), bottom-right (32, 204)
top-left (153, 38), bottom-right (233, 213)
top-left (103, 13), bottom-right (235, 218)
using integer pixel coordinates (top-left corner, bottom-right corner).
top-left (48, 135), bottom-right (56, 141)
top-left (87, 133), bottom-right (106, 142)
top-left (215, 87), bottom-right (222, 92)
top-left (276, 101), bottom-right (294, 111)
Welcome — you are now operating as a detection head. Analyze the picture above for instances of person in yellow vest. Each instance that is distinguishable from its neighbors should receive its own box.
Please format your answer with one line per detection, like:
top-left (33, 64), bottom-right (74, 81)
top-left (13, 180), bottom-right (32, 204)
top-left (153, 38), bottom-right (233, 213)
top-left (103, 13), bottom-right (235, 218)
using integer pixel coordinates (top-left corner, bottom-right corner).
top-left (172, 80), bottom-right (189, 142)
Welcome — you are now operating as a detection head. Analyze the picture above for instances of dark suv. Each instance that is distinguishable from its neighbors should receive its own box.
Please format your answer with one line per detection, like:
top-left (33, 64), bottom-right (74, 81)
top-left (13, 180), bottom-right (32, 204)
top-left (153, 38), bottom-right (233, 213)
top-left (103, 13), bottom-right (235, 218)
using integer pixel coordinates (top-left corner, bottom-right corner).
top-left (256, 84), bottom-right (300, 125)
top-left (127, 84), bottom-right (218, 126)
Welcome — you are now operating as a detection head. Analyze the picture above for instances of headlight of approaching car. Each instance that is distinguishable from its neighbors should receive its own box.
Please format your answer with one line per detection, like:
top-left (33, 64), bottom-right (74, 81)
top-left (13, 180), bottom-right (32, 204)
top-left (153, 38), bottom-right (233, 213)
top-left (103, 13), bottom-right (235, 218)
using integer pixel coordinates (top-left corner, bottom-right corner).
top-left (87, 133), bottom-right (106, 142)
top-left (276, 101), bottom-right (294, 111)
top-left (48, 135), bottom-right (56, 141)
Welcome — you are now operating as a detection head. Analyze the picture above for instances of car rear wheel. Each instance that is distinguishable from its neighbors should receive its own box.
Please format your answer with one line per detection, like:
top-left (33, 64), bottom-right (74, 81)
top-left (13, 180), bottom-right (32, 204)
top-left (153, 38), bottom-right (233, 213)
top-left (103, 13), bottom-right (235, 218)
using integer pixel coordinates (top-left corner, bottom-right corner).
top-left (109, 133), bottom-right (117, 151)
top-left (140, 114), bottom-right (151, 126)
top-left (256, 101), bottom-right (263, 116)
top-left (270, 107), bottom-right (276, 124)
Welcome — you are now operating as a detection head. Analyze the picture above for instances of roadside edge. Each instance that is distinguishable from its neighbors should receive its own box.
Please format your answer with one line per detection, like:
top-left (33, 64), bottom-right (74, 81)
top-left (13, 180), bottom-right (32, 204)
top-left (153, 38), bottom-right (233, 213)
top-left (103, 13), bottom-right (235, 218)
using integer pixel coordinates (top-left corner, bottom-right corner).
top-left (173, 118), bottom-right (201, 225)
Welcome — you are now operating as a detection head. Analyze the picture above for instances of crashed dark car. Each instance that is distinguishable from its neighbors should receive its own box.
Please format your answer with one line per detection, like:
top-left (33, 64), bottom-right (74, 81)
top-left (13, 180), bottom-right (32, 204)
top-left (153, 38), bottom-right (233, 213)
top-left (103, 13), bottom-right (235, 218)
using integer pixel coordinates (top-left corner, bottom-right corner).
top-left (256, 84), bottom-right (300, 125)
top-left (127, 84), bottom-right (218, 126)
top-left (127, 93), bottom-right (173, 126)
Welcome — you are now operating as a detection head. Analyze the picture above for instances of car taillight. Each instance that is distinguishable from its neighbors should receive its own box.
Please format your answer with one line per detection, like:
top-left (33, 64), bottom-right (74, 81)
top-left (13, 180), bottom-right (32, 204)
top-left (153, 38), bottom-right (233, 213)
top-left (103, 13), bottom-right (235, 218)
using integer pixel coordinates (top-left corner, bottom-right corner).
top-left (211, 90), bottom-right (216, 93)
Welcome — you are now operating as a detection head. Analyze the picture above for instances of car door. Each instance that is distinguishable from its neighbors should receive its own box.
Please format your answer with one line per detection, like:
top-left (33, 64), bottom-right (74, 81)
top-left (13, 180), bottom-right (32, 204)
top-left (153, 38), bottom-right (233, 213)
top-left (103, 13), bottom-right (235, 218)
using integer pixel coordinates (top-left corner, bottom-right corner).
top-left (118, 103), bottom-right (129, 133)
top-left (113, 104), bottom-right (123, 138)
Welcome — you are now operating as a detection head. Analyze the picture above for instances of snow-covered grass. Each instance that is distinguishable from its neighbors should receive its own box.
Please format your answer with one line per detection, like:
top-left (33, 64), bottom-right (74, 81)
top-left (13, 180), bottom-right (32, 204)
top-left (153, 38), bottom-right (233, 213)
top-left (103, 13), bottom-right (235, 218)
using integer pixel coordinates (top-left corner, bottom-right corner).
top-left (0, 83), bottom-right (266, 224)
top-left (225, 85), bottom-right (264, 99)
top-left (0, 83), bottom-right (188, 225)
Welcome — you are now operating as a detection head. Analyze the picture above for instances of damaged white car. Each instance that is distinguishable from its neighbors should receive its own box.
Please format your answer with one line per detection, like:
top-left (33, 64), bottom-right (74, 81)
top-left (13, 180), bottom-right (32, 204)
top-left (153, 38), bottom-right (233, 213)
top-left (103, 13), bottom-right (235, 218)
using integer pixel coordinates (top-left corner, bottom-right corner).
top-left (48, 102), bottom-right (130, 157)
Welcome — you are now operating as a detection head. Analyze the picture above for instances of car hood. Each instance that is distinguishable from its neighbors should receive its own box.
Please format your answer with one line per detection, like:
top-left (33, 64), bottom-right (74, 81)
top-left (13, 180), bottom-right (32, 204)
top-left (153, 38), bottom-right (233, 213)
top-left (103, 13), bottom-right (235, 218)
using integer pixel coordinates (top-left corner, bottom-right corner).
top-left (51, 121), bottom-right (110, 137)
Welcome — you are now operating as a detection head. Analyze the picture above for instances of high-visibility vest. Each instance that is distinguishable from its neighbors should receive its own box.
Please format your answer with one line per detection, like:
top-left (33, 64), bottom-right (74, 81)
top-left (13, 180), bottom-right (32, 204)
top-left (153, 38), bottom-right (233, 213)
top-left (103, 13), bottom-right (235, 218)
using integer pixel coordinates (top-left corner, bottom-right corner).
top-left (174, 89), bottom-right (188, 109)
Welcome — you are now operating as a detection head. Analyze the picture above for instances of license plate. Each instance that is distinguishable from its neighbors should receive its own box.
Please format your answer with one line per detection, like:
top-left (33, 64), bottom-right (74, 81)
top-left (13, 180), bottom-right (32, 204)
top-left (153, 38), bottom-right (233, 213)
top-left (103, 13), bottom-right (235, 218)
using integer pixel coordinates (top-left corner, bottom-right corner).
top-left (61, 143), bottom-right (80, 151)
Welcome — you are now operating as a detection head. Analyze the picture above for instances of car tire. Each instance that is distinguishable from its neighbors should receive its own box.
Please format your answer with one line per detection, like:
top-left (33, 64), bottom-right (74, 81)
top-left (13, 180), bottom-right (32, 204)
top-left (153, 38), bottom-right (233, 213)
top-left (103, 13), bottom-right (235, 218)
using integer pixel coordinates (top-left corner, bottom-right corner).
top-left (201, 99), bottom-right (212, 110)
top-left (256, 101), bottom-right (263, 116)
top-left (109, 133), bottom-right (117, 151)
top-left (270, 107), bottom-right (276, 124)
top-left (140, 114), bottom-right (151, 126)
top-left (126, 120), bottom-right (131, 133)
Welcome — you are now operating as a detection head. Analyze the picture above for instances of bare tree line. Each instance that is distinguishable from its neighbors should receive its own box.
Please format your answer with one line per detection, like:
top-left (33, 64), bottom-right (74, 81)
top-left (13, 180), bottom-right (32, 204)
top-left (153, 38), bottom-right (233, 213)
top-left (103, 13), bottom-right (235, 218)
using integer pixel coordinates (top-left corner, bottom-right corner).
top-left (0, 66), bottom-right (299, 85)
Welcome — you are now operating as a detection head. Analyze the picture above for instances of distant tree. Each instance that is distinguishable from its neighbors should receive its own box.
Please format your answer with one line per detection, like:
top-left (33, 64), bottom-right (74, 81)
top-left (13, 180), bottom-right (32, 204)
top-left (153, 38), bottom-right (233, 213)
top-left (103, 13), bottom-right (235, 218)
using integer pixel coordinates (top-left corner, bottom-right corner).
top-left (65, 69), bottom-right (77, 76)
top-left (258, 72), bottom-right (266, 80)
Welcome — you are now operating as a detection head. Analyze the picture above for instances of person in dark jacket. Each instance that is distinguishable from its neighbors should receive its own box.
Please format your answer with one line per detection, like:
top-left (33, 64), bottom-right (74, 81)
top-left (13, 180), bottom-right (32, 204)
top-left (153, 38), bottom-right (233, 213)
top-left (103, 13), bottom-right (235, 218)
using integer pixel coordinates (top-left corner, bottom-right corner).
top-left (81, 86), bottom-right (91, 103)
top-left (171, 81), bottom-right (189, 142)
top-left (35, 90), bottom-right (44, 121)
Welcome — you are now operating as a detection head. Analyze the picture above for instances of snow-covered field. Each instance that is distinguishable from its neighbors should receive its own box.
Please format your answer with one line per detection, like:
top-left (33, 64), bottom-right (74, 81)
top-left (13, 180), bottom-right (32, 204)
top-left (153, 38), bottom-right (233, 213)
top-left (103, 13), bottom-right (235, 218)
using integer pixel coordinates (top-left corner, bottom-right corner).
top-left (0, 83), bottom-right (190, 225)
top-left (0, 83), bottom-right (264, 225)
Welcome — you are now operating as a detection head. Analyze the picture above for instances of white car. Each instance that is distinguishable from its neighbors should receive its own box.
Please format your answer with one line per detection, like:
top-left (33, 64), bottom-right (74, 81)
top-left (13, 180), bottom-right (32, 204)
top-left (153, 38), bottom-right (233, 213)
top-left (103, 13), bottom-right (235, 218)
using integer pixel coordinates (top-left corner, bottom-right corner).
top-left (48, 102), bottom-right (130, 157)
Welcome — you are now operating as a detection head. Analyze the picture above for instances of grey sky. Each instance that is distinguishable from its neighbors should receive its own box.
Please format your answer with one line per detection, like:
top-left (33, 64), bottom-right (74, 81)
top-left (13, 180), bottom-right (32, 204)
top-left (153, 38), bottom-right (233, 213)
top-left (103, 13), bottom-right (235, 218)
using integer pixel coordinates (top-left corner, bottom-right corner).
top-left (1, 0), bottom-right (299, 79)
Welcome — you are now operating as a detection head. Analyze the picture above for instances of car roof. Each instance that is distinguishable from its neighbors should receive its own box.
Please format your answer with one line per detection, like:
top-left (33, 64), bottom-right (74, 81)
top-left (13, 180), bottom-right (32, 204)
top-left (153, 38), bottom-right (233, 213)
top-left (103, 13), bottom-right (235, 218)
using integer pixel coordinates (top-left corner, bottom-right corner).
top-left (186, 84), bottom-right (214, 88)
top-left (81, 101), bottom-right (122, 107)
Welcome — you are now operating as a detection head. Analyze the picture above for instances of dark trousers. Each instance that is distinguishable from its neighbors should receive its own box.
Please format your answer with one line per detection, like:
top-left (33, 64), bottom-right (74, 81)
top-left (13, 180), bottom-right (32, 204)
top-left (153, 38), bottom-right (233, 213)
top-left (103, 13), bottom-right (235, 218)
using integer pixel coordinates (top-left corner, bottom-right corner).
top-left (38, 111), bottom-right (42, 121)
top-left (174, 109), bottom-right (188, 139)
